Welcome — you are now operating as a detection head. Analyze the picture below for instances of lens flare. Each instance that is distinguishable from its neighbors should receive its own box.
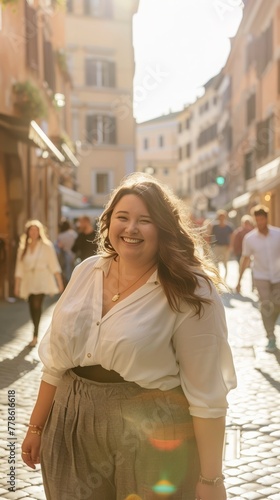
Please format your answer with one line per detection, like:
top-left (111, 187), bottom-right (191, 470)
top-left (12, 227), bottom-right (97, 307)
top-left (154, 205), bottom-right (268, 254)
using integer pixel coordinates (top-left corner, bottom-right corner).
top-left (124, 495), bottom-right (143, 500)
top-left (148, 437), bottom-right (183, 451)
top-left (152, 479), bottom-right (177, 495)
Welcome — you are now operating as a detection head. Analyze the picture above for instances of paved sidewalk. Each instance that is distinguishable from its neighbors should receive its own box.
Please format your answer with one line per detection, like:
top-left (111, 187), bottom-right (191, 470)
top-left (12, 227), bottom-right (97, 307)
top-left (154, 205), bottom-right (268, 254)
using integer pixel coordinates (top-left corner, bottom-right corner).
top-left (0, 261), bottom-right (279, 499)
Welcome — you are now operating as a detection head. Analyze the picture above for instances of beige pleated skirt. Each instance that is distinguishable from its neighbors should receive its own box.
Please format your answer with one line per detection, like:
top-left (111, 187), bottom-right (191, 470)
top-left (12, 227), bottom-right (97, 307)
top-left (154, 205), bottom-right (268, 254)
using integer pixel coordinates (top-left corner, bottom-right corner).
top-left (40, 370), bottom-right (199, 500)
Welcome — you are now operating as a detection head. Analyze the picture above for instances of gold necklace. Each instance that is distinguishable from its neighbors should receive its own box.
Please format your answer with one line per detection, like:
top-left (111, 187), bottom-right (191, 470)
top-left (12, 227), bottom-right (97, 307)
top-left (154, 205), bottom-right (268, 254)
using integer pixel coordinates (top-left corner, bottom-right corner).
top-left (112, 260), bottom-right (156, 302)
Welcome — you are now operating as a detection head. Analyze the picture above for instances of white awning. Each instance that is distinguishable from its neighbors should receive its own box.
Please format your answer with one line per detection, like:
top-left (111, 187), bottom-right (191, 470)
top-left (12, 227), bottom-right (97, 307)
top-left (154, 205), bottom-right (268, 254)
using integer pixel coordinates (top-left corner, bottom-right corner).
top-left (61, 143), bottom-right (79, 168)
top-left (29, 121), bottom-right (65, 162)
top-left (232, 192), bottom-right (251, 209)
top-left (61, 206), bottom-right (103, 220)
top-left (256, 156), bottom-right (280, 182)
top-left (59, 185), bottom-right (89, 208)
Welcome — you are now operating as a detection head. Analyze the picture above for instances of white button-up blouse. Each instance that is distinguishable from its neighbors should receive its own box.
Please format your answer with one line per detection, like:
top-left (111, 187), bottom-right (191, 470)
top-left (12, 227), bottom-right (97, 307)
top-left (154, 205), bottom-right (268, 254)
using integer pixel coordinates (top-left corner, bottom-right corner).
top-left (38, 256), bottom-right (237, 418)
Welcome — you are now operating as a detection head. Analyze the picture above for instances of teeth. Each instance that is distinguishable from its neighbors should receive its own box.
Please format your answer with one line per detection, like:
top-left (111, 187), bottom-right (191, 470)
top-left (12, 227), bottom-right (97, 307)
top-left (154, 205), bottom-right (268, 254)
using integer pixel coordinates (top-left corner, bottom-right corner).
top-left (122, 237), bottom-right (141, 243)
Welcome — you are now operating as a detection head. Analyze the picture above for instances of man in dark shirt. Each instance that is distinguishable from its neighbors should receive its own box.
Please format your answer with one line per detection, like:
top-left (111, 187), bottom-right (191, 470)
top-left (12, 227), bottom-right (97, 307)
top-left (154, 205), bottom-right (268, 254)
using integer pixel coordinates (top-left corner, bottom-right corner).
top-left (211, 209), bottom-right (234, 279)
top-left (71, 216), bottom-right (97, 263)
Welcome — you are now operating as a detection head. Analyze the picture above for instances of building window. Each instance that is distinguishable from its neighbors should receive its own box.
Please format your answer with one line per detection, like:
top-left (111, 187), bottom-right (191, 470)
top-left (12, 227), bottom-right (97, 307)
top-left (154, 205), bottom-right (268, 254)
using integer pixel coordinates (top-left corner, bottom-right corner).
top-left (84, 0), bottom-right (113, 18)
top-left (244, 151), bottom-right (255, 180)
top-left (246, 37), bottom-right (256, 70)
top-left (256, 115), bottom-right (274, 162)
top-left (221, 123), bottom-right (232, 152)
top-left (199, 102), bottom-right (209, 114)
top-left (248, 22), bottom-right (273, 76)
top-left (186, 142), bottom-right (192, 158)
top-left (66, 0), bottom-right (73, 12)
top-left (96, 173), bottom-right (109, 194)
top-left (143, 138), bottom-right (149, 150)
top-left (195, 166), bottom-right (217, 190)
top-left (25, 1), bottom-right (38, 70)
top-left (86, 114), bottom-right (116, 144)
top-left (246, 93), bottom-right (256, 126)
top-left (257, 22), bottom-right (273, 76)
top-left (85, 59), bottom-right (115, 87)
top-left (43, 38), bottom-right (56, 92)
top-left (92, 171), bottom-right (113, 196)
top-left (221, 78), bottom-right (231, 111)
top-left (71, 112), bottom-right (79, 142)
top-left (178, 123), bottom-right (182, 133)
top-left (178, 147), bottom-right (183, 160)
top-left (197, 123), bottom-right (217, 148)
top-left (158, 135), bottom-right (164, 148)
top-left (185, 117), bottom-right (191, 129)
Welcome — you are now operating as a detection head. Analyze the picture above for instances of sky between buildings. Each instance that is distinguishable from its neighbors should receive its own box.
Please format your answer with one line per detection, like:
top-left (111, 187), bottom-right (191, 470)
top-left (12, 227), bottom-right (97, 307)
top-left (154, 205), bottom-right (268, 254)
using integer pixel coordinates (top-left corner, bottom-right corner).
top-left (133, 0), bottom-right (244, 123)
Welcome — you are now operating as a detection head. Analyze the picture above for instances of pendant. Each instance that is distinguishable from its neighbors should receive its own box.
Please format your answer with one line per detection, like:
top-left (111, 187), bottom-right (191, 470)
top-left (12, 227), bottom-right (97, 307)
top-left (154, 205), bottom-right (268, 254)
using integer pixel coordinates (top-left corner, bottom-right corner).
top-left (112, 293), bottom-right (120, 302)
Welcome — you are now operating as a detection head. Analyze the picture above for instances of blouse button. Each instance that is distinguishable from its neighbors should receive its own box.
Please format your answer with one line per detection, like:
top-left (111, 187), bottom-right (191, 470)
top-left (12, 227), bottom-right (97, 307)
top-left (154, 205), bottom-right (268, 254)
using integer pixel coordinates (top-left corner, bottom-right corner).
top-left (87, 353), bottom-right (91, 358)
top-left (154, 281), bottom-right (159, 285)
top-left (96, 321), bottom-right (100, 326)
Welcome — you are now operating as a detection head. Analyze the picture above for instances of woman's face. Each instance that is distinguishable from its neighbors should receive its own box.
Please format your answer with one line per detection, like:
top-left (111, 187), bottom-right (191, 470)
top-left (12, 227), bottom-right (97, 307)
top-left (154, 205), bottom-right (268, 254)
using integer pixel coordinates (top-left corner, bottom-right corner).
top-left (109, 194), bottom-right (159, 265)
top-left (28, 225), bottom-right (40, 241)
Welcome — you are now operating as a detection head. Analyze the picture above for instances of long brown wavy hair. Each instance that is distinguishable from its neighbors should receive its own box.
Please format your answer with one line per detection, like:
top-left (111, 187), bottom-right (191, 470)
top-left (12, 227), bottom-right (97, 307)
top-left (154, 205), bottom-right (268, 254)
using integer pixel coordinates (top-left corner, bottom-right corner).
top-left (98, 173), bottom-right (224, 316)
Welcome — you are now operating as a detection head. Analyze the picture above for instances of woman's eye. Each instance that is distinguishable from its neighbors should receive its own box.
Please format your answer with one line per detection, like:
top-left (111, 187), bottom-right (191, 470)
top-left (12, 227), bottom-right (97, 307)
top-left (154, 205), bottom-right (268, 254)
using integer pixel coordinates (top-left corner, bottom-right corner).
top-left (117, 216), bottom-right (127, 220)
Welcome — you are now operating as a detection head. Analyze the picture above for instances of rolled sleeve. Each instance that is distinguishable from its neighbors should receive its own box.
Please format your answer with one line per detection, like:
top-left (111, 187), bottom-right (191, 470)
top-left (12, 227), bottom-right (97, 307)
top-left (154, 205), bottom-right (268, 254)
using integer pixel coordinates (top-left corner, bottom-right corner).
top-left (173, 289), bottom-right (237, 418)
top-left (38, 319), bottom-right (74, 386)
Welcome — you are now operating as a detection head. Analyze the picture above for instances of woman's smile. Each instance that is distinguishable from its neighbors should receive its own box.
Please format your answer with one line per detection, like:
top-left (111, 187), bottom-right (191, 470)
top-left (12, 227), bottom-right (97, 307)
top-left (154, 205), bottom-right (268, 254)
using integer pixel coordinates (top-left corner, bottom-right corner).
top-left (109, 194), bottom-right (158, 265)
top-left (121, 237), bottom-right (143, 244)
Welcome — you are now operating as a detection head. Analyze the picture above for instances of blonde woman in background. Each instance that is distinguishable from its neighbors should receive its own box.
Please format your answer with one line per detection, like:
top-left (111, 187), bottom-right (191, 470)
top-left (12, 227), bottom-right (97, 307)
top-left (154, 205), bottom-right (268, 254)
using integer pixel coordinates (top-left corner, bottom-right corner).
top-left (14, 220), bottom-right (64, 347)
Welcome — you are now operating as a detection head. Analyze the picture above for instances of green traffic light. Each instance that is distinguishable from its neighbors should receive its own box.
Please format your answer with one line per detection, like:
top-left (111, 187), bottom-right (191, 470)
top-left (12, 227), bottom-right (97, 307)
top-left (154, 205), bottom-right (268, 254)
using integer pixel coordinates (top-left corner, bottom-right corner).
top-left (216, 176), bottom-right (225, 186)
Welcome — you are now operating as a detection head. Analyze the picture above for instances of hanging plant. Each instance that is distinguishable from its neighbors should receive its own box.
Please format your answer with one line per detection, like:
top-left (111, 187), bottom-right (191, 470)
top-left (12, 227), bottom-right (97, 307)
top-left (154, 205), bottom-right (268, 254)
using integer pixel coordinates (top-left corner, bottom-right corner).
top-left (13, 80), bottom-right (47, 120)
top-left (56, 49), bottom-right (72, 82)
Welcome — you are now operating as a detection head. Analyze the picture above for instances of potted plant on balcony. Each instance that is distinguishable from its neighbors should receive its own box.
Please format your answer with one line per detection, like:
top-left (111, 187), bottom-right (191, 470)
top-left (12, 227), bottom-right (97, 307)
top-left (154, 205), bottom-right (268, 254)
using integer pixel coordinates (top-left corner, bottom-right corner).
top-left (13, 80), bottom-right (47, 121)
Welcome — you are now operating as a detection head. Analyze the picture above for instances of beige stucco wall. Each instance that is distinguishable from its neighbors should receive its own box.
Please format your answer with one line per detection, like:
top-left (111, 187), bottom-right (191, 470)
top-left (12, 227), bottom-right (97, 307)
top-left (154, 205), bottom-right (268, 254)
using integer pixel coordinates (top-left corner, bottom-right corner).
top-left (66, 0), bottom-right (139, 207)
top-left (136, 114), bottom-right (180, 194)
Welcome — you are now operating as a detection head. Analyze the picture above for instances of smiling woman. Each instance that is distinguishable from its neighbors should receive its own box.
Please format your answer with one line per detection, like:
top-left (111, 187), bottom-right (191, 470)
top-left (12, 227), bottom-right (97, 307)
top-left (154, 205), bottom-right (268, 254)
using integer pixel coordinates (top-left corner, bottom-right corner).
top-left (22, 173), bottom-right (236, 500)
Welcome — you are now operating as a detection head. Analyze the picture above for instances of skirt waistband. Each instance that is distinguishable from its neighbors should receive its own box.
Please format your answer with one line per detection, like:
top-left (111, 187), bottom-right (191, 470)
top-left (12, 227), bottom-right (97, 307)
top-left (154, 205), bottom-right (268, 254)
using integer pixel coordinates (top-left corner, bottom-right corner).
top-left (72, 364), bottom-right (126, 383)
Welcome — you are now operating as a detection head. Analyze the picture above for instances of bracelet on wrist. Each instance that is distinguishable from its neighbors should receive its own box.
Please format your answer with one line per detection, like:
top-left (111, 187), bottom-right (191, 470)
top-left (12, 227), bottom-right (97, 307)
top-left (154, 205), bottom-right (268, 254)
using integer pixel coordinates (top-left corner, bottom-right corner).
top-left (199, 474), bottom-right (225, 487)
top-left (27, 424), bottom-right (43, 434)
top-left (30, 429), bottom-right (42, 436)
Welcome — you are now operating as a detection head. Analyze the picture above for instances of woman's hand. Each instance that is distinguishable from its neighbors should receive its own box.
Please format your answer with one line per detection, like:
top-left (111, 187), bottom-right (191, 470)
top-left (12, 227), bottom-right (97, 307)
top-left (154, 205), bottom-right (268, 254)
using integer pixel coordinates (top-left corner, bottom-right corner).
top-left (21, 431), bottom-right (41, 470)
top-left (195, 482), bottom-right (227, 500)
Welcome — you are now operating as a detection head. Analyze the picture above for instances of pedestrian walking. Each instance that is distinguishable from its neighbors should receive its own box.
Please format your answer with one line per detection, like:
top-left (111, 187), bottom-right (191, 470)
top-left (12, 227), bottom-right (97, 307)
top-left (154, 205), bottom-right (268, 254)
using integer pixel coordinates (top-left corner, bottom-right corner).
top-left (230, 215), bottom-right (254, 262)
top-left (71, 215), bottom-right (97, 263)
top-left (55, 218), bottom-right (77, 285)
top-left (14, 220), bottom-right (64, 347)
top-left (21, 174), bottom-right (236, 500)
top-left (210, 210), bottom-right (234, 279)
top-left (236, 205), bottom-right (280, 353)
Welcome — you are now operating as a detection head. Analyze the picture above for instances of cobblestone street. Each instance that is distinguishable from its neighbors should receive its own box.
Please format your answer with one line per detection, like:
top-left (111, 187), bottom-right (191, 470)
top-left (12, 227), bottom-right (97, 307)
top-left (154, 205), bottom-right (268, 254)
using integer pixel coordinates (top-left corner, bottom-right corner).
top-left (0, 261), bottom-right (280, 500)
